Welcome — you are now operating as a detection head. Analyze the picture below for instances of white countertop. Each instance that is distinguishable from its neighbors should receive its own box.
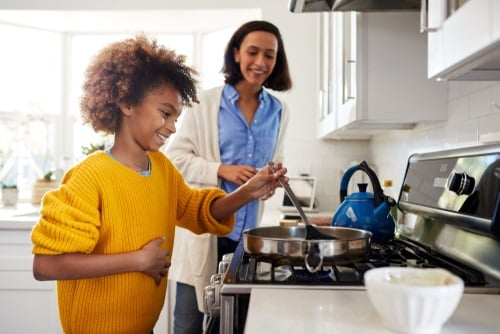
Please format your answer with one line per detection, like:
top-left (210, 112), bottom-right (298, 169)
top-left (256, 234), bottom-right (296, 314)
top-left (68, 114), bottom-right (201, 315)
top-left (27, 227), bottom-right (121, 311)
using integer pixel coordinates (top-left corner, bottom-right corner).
top-left (245, 288), bottom-right (500, 334)
top-left (0, 203), bottom-right (40, 230)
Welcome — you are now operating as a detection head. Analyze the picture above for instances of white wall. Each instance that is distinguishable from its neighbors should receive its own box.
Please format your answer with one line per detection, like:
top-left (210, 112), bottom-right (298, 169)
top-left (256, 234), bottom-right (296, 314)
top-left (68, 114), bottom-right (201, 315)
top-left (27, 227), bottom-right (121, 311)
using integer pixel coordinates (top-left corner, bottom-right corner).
top-left (370, 81), bottom-right (500, 196)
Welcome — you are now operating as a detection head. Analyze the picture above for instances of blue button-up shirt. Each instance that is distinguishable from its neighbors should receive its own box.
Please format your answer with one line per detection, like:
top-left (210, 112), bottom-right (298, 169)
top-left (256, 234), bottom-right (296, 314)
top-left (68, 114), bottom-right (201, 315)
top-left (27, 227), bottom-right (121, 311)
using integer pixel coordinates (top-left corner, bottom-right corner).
top-left (219, 84), bottom-right (282, 241)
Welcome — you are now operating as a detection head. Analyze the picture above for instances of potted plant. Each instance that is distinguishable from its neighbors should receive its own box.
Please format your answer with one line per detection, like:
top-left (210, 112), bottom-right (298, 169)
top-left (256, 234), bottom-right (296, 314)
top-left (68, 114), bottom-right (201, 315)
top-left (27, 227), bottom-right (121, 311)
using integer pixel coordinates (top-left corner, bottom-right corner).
top-left (81, 142), bottom-right (105, 156)
top-left (1, 182), bottom-right (19, 207)
top-left (31, 171), bottom-right (59, 205)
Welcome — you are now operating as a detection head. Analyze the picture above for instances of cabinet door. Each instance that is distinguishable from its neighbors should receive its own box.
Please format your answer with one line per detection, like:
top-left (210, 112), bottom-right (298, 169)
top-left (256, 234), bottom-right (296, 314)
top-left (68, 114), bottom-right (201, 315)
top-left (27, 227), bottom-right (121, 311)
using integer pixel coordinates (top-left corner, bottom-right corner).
top-left (426, 0), bottom-right (447, 78)
top-left (341, 12), bottom-right (356, 107)
top-left (317, 12), bottom-right (339, 138)
top-left (319, 13), bottom-right (332, 120)
top-left (337, 12), bottom-right (357, 129)
top-left (441, 0), bottom-right (490, 70)
top-left (0, 229), bottom-right (62, 334)
top-left (318, 11), bottom-right (358, 136)
top-left (492, 1), bottom-right (500, 40)
top-left (427, 0), bottom-right (497, 80)
top-left (0, 270), bottom-right (61, 333)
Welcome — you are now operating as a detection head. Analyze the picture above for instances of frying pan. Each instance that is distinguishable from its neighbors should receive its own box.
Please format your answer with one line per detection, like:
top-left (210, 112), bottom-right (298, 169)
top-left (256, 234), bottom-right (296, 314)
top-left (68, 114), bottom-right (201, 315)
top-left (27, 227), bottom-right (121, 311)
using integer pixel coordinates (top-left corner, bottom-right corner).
top-left (243, 225), bottom-right (372, 273)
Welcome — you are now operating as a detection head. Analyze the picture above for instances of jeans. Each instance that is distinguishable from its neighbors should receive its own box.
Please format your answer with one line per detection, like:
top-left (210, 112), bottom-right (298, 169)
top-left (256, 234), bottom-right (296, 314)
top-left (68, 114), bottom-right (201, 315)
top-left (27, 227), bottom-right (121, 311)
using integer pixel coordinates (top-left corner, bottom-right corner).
top-left (173, 282), bottom-right (204, 334)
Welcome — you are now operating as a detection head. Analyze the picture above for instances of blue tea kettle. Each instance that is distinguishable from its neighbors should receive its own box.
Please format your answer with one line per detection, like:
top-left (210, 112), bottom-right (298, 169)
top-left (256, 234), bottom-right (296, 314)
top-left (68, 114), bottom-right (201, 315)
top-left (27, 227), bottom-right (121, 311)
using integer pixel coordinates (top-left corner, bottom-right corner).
top-left (331, 161), bottom-right (396, 243)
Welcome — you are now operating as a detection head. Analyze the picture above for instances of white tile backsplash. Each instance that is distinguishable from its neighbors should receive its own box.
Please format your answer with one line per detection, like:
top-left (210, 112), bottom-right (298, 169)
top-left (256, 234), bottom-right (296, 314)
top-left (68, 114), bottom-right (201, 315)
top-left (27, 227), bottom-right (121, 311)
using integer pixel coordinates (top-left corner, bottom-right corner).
top-left (479, 112), bottom-right (500, 142)
top-left (371, 81), bottom-right (500, 197)
top-left (448, 96), bottom-right (468, 122)
top-left (281, 139), bottom-right (370, 212)
top-left (492, 85), bottom-right (500, 110)
top-left (468, 89), bottom-right (492, 118)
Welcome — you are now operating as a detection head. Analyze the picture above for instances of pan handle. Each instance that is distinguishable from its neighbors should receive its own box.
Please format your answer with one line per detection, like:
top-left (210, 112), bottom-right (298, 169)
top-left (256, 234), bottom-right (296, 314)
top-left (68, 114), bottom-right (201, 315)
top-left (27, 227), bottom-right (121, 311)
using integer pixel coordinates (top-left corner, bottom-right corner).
top-left (305, 242), bottom-right (324, 273)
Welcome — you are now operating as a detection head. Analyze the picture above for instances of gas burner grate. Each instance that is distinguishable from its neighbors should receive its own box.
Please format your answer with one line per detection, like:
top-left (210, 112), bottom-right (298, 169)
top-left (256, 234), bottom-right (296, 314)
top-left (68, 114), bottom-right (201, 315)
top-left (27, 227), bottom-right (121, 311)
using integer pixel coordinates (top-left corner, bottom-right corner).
top-left (293, 268), bottom-right (332, 282)
top-left (237, 238), bottom-right (487, 287)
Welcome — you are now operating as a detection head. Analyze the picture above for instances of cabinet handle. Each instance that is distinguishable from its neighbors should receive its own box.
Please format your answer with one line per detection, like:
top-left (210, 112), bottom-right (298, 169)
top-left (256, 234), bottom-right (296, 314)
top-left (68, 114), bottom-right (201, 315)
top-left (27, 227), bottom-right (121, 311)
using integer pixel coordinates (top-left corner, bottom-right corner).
top-left (420, 0), bottom-right (439, 33)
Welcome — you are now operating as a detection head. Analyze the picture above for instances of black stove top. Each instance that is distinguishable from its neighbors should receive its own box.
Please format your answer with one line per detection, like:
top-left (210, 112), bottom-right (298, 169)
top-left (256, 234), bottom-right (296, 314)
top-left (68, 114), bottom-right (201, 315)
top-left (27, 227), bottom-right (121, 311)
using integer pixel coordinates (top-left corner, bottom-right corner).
top-left (231, 238), bottom-right (488, 288)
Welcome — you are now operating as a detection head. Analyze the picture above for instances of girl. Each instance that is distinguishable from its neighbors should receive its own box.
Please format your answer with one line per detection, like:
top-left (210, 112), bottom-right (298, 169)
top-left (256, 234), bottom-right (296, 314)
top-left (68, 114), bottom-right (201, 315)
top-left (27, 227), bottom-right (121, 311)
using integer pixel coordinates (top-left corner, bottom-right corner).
top-left (30, 34), bottom-right (287, 334)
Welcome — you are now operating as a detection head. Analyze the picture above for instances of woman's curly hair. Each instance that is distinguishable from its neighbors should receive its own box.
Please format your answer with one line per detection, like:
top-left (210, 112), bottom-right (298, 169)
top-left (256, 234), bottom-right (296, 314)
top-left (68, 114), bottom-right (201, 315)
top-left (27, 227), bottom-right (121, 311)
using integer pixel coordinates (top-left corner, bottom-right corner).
top-left (80, 34), bottom-right (199, 134)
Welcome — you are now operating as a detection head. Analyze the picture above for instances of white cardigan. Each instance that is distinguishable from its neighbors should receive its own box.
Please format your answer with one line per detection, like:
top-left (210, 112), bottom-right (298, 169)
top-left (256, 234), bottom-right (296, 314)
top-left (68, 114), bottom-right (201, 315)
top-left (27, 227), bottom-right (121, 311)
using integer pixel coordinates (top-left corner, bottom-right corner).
top-left (165, 85), bottom-right (289, 311)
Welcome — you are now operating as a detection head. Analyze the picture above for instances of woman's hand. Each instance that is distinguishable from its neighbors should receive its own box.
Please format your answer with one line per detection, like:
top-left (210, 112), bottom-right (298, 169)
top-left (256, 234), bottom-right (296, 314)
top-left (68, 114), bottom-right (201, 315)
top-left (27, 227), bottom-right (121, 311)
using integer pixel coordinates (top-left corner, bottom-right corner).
top-left (218, 164), bottom-right (258, 185)
top-left (138, 237), bottom-right (171, 285)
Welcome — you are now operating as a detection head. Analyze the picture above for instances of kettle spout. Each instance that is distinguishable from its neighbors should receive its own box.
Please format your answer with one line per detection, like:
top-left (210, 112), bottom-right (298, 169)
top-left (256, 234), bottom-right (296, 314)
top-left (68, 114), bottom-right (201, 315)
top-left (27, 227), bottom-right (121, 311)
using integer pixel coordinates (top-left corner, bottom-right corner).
top-left (374, 196), bottom-right (396, 221)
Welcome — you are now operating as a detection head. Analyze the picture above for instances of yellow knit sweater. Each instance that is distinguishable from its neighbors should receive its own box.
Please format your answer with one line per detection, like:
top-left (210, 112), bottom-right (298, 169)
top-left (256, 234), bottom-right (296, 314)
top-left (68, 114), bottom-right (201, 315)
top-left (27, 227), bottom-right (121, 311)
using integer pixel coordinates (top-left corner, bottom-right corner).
top-left (31, 151), bottom-right (234, 334)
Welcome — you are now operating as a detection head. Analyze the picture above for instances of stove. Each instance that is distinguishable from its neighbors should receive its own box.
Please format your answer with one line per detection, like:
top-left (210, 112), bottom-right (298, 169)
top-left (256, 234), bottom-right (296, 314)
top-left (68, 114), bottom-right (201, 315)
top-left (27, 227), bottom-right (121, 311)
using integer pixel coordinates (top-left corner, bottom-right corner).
top-left (230, 238), bottom-right (490, 289)
top-left (206, 143), bottom-right (500, 334)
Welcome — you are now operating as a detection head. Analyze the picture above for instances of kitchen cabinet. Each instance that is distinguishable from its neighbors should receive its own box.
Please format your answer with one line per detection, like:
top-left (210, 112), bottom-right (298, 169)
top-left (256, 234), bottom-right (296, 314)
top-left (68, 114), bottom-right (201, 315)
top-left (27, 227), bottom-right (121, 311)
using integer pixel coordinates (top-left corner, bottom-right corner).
top-left (318, 11), bottom-right (447, 140)
top-left (0, 222), bottom-right (62, 333)
top-left (425, 0), bottom-right (500, 80)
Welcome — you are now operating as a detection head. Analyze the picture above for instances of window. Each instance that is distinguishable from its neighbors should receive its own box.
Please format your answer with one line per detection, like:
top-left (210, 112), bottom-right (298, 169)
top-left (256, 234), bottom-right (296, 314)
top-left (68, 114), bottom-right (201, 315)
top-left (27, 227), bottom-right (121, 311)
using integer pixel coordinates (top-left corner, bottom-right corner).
top-left (0, 23), bottom-right (62, 198)
top-left (0, 17), bottom-right (247, 201)
top-left (199, 28), bottom-right (234, 89)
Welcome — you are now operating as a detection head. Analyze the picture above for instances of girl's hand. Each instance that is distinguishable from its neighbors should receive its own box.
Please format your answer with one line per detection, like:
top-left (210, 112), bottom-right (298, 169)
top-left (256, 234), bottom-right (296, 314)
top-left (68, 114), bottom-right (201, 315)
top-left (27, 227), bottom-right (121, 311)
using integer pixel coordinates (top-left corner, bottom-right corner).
top-left (260, 188), bottom-right (275, 200)
top-left (209, 162), bottom-right (288, 222)
top-left (138, 237), bottom-right (171, 285)
top-left (244, 162), bottom-right (287, 200)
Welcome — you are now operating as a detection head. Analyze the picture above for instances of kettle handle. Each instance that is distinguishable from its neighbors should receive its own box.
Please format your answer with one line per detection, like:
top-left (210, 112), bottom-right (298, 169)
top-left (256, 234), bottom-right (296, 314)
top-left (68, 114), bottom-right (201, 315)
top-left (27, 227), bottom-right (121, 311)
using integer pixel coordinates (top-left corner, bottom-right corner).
top-left (339, 161), bottom-right (385, 207)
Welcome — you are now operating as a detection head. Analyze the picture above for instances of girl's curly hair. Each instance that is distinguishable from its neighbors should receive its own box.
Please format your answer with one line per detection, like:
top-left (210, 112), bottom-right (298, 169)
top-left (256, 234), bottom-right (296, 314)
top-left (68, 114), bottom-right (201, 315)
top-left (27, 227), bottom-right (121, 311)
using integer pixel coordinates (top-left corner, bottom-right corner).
top-left (80, 34), bottom-right (199, 134)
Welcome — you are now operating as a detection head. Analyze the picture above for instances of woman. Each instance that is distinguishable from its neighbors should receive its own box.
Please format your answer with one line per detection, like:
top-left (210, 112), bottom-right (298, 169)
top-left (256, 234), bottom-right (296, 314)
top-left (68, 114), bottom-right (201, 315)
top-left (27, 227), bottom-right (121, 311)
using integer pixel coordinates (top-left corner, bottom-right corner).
top-left (30, 34), bottom-right (287, 334)
top-left (166, 20), bottom-right (292, 333)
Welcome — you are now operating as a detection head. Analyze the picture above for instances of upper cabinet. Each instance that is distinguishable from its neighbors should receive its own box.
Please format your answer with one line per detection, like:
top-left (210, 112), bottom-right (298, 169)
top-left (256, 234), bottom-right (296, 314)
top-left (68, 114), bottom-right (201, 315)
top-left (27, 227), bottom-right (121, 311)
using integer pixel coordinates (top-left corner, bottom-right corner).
top-left (318, 11), bottom-right (448, 140)
top-left (424, 0), bottom-right (500, 80)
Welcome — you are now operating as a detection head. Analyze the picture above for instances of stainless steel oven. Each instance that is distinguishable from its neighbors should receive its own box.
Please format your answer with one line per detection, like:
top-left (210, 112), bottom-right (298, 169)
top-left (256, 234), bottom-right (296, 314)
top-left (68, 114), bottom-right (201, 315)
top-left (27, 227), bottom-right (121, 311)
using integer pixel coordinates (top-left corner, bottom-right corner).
top-left (206, 143), bottom-right (500, 334)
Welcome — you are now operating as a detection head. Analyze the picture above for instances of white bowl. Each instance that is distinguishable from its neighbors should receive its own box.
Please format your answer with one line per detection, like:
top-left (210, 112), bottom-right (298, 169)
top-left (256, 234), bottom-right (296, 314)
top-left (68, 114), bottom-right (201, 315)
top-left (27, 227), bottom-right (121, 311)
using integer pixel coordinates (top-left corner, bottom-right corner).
top-left (364, 267), bottom-right (464, 334)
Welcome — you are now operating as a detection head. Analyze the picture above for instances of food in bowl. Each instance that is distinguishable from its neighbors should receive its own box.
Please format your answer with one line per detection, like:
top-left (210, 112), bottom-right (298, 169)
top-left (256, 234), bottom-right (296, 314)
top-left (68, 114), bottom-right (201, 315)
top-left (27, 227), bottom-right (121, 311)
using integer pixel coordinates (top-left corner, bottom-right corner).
top-left (387, 271), bottom-right (456, 286)
top-left (364, 267), bottom-right (464, 334)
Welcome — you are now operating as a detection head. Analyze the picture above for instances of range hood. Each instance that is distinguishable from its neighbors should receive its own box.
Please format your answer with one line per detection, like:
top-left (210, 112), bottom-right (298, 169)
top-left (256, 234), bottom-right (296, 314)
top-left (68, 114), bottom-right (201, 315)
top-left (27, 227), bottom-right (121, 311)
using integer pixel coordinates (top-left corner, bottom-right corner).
top-left (289, 0), bottom-right (421, 13)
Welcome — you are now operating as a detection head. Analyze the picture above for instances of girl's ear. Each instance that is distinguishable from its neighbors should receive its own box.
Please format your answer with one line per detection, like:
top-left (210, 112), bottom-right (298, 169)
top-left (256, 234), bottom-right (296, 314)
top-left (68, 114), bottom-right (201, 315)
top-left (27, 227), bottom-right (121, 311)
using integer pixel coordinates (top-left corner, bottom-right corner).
top-left (119, 104), bottom-right (133, 115)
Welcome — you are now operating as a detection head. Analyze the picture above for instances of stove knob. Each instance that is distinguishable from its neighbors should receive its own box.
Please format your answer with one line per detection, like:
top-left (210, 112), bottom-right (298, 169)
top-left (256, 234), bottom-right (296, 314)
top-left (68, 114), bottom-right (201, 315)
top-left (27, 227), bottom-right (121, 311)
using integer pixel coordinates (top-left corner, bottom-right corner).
top-left (203, 284), bottom-right (219, 317)
top-left (448, 172), bottom-right (475, 195)
top-left (210, 273), bottom-right (222, 285)
top-left (221, 252), bottom-right (234, 262)
top-left (218, 258), bottom-right (232, 275)
top-left (218, 252), bottom-right (234, 274)
top-left (203, 274), bottom-right (222, 317)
